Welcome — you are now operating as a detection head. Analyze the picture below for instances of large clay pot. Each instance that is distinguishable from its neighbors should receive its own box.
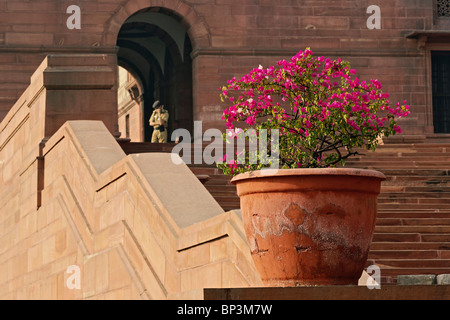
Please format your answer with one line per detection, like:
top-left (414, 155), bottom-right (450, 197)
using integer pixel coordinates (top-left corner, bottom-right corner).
top-left (231, 168), bottom-right (385, 286)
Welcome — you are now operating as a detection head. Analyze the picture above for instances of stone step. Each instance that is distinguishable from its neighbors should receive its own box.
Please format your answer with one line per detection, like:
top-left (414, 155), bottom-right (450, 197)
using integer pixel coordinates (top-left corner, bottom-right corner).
top-left (377, 215), bottom-right (450, 224)
top-left (368, 250), bottom-right (441, 259)
top-left (372, 233), bottom-right (450, 242)
top-left (382, 184), bottom-right (442, 190)
top-left (347, 162), bottom-right (450, 170)
top-left (368, 152), bottom-right (450, 158)
top-left (189, 166), bottom-right (222, 175)
top-left (119, 141), bottom-right (450, 155)
top-left (370, 242), bottom-right (450, 251)
top-left (388, 186), bottom-right (450, 193)
top-left (378, 198), bottom-right (450, 205)
top-left (375, 225), bottom-right (450, 234)
top-left (378, 208), bottom-right (450, 215)
top-left (208, 190), bottom-right (239, 198)
top-left (369, 251), bottom-right (450, 262)
top-left (350, 148), bottom-right (450, 155)
top-left (372, 233), bottom-right (421, 242)
top-left (421, 234), bottom-right (450, 242)
top-left (379, 191), bottom-right (450, 197)
top-left (197, 175), bottom-right (232, 184)
top-left (376, 143), bottom-right (450, 151)
top-left (384, 176), bottom-right (450, 184)
top-left (376, 218), bottom-right (450, 226)
top-left (378, 203), bottom-right (450, 210)
top-left (382, 178), bottom-right (450, 187)
top-left (364, 265), bottom-right (450, 282)
top-left (348, 158), bottom-right (450, 166)
top-left (379, 192), bottom-right (450, 199)
top-left (379, 168), bottom-right (450, 176)
top-left (208, 194), bottom-right (240, 201)
top-left (369, 259), bottom-right (450, 268)
top-left (384, 175), bottom-right (450, 181)
top-left (204, 184), bottom-right (236, 191)
top-left (204, 180), bottom-right (234, 187)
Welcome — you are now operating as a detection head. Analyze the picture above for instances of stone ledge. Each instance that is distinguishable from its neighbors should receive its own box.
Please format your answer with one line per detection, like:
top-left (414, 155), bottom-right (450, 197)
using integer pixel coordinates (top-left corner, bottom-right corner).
top-left (437, 274), bottom-right (450, 285)
top-left (397, 274), bottom-right (450, 285)
top-left (397, 275), bottom-right (436, 285)
top-left (204, 285), bottom-right (450, 300)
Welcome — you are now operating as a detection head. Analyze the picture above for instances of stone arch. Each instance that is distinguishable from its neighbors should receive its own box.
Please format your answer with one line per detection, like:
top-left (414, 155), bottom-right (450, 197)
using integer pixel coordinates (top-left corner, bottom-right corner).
top-left (114, 5), bottom-right (202, 142)
top-left (103, 0), bottom-right (211, 50)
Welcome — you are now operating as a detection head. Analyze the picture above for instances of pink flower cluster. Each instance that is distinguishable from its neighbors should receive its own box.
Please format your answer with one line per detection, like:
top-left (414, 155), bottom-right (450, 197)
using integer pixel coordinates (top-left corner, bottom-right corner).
top-left (221, 49), bottom-right (409, 132)
top-left (218, 48), bottom-right (411, 170)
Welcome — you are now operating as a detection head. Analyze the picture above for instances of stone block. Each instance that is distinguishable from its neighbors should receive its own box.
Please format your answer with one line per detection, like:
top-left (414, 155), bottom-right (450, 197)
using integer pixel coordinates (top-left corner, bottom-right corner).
top-left (177, 242), bottom-right (210, 270)
top-left (130, 153), bottom-right (224, 229)
top-left (181, 262), bottom-right (222, 292)
top-left (397, 274), bottom-right (436, 285)
top-left (108, 249), bottom-right (132, 291)
top-left (66, 121), bottom-right (126, 175)
top-left (5, 32), bottom-right (54, 46)
top-left (210, 237), bottom-right (229, 263)
top-left (437, 274), bottom-right (450, 285)
top-left (301, 16), bottom-right (349, 29)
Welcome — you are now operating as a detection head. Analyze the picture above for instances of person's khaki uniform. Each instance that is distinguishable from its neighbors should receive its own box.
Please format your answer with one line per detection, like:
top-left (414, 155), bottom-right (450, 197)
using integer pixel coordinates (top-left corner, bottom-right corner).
top-left (150, 109), bottom-right (169, 143)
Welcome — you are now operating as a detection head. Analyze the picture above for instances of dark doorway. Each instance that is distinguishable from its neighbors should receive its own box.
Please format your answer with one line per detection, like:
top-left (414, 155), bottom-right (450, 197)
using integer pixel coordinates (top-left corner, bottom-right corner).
top-left (432, 51), bottom-right (450, 133)
top-left (116, 8), bottom-right (194, 142)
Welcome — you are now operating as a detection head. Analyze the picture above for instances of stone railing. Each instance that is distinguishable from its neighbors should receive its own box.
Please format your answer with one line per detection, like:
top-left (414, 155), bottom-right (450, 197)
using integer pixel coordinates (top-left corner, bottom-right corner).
top-left (0, 54), bottom-right (261, 299)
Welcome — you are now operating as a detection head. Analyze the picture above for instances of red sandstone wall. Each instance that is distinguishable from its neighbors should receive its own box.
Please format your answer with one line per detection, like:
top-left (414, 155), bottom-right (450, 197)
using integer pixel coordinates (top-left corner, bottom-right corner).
top-left (0, 0), bottom-right (440, 136)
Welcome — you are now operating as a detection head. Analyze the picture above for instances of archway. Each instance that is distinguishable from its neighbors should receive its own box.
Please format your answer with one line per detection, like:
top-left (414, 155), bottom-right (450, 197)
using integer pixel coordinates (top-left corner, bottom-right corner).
top-left (116, 8), bottom-right (194, 142)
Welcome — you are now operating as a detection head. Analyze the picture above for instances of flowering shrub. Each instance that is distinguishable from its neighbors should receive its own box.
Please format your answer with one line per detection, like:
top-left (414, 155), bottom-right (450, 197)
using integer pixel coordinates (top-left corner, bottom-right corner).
top-left (217, 48), bottom-right (410, 175)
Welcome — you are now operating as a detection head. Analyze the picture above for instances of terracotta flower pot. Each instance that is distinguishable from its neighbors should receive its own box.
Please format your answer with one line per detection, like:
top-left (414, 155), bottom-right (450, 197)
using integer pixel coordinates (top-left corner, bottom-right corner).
top-left (231, 168), bottom-right (386, 286)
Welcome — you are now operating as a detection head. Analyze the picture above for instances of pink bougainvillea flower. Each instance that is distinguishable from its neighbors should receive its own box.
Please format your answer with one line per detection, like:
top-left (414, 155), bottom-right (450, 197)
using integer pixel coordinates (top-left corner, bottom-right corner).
top-left (217, 47), bottom-right (411, 175)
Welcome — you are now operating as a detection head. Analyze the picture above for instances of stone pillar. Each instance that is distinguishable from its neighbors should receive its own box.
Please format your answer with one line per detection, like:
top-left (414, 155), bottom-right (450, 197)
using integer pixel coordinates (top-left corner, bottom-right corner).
top-left (31, 54), bottom-right (119, 138)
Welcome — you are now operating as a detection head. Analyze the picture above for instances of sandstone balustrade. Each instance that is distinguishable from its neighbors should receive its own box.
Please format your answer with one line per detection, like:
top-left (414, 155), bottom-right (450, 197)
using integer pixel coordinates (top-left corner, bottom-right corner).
top-left (0, 54), bottom-right (262, 299)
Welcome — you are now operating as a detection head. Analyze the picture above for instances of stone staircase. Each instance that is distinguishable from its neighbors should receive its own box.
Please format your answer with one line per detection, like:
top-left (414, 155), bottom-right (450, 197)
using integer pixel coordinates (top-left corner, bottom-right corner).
top-left (119, 140), bottom-right (450, 284)
top-left (346, 143), bottom-right (450, 284)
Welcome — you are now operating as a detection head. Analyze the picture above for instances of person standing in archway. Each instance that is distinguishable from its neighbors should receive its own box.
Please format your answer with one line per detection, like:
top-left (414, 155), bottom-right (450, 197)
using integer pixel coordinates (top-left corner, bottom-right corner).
top-left (149, 100), bottom-right (169, 143)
